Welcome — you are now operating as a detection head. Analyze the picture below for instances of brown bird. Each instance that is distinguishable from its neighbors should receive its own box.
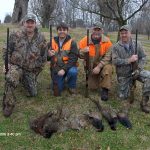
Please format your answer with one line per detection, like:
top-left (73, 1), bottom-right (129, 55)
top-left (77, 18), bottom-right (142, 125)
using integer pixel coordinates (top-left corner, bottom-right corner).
top-left (117, 112), bottom-right (132, 129)
top-left (84, 111), bottom-right (104, 132)
top-left (29, 111), bottom-right (53, 137)
top-left (89, 97), bottom-right (118, 130)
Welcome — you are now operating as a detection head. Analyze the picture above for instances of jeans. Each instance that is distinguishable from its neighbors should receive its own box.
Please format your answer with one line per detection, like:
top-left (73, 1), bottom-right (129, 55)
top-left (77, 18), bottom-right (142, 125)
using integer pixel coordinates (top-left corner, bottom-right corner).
top-left (52, 67), bottom-right (78, 94)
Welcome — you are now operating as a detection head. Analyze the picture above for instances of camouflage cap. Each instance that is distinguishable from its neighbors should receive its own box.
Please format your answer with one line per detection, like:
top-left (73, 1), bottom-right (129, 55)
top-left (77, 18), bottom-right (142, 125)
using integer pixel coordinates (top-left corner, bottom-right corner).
top-left (120, 25), bottom-right (131, 32)
top-left (92, 22), bottom-right (103, 29)
top-left (24, 13), bottom-right (36, 22)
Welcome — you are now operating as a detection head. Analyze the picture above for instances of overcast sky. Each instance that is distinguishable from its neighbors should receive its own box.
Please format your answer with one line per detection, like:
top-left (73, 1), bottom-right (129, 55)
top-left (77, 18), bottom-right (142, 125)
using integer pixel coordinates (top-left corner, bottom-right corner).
top-left (0, 0), bottom-right (15, 22)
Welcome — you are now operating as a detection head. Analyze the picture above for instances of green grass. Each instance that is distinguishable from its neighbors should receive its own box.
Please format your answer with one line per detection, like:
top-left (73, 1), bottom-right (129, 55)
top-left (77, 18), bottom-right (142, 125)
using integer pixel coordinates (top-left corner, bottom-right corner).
top-left (0, 25), bottom-right (150, 150)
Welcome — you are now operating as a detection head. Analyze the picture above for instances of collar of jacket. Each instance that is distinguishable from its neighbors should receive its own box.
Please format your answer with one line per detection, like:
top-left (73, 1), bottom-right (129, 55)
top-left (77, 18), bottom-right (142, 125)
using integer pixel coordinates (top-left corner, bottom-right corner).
top-left (54, 35), bottom-right (72, 46)
top-left (118, 38), bottom-right (133, 47)
top-left (89, 34), bottom-right (109, 44)
top-left (21, 27), bottom-right (39, 39)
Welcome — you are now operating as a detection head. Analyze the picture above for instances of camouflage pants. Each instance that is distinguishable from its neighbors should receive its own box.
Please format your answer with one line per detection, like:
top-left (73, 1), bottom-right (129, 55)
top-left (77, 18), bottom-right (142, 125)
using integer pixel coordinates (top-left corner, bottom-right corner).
top-left (4, 65), bottom-right (39, 106)
top-left (117, 70), bottom-right (150, 99)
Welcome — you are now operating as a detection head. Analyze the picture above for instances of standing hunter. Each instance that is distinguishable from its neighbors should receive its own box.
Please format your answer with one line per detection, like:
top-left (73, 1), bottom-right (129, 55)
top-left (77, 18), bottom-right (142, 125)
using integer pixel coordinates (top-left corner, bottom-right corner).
top-left (112, 25), bottom-right (150, 127)
top-left (2, 14), bottom-right (47, 117)
top-left (78, 22), bottom-right (113, 101)
top-left (47, 22), bottom-right (78, 96)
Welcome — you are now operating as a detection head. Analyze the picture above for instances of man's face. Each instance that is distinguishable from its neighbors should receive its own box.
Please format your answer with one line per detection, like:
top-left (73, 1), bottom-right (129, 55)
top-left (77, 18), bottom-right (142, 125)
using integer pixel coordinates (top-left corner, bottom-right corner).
top-left (120, 30), bottom-right (131, 43)
top-left (92, 28), bottom-right (102, 40)
top-left (57, 27), bottom-right (68, 39)
top-left (24, 20), bottom-right (36, 33)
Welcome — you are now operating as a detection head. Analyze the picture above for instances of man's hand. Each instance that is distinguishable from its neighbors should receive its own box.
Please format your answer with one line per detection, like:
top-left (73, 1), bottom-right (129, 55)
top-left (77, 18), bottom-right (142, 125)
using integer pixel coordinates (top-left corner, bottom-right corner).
top-left (58, 69), bottom-right (65, 76)
top-left (132, 69), bottom-right (140, 80)
top-left (48, 49), bottom-right (55, 57)
top-left (3, 64), bottom-right (10, 73)
top-left (92, 66), bottom-right (101, 74)
top-left (128, 55), bottom-right (138, 63)
top-left (81, 47), bottom-right (89, 53)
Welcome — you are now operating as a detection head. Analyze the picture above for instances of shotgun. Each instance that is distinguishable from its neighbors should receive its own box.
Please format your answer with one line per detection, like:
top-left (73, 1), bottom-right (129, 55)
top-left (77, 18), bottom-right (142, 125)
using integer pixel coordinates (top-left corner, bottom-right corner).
top-left (130, 29), bottom-right (138, 104)
top-left (132, 29), bottom-right (138, 76)
top-left (5, 28), bottom-right (9, 75)
top-left (85, 29), bottom-right (89, 98)
top-left (49, 25), bottom-right (59, 96)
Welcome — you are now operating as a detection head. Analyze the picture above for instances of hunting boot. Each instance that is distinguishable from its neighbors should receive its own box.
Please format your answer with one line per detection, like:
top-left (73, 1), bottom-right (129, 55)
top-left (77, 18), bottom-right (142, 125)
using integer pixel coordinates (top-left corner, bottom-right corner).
top-left (101, 88), bottom-right (109, 101)
top-left (140, 96), bottom-right (150, 113)
top-left (68, 88), bottom-right (77, 95)
top-left (2, 84), bottom-right (16, 117)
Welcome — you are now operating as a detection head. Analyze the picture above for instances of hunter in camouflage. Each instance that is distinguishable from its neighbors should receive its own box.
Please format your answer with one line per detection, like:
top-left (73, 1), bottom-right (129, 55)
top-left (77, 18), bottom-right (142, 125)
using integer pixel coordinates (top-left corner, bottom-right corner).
top-left (112, 25), bottom-right (150, 128)
top-left (2, 14), bottom-right (47, 117)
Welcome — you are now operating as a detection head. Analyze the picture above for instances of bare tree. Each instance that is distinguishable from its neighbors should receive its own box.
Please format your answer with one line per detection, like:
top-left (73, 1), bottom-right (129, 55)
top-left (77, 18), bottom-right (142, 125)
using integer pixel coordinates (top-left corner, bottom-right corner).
top-left (131, 1), bottom-right (150, 40)
top-left (4, 14), bottom-right (12, 23)
top-left (62, 0), bottom-right (79, 27)
top-left (42, 0), bottom-right (100, 28)
top-left (52, 0), bottom-right (66, 24)
top-left (142, 2), bottom-right (150, 40)
top-left (66, 0), bottom-right (149, 28)
top-left (29, 0), bottom-right (57, 28)
top-left (12, 0), bottom-right (29, 23)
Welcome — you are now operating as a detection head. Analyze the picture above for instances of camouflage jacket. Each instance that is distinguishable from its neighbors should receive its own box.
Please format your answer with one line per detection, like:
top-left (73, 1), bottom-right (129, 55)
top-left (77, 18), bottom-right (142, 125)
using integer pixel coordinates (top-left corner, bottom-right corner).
top-left (3, 28), bottom-right (47, 72)
top-left (112, 39), bottom-right (146, 77)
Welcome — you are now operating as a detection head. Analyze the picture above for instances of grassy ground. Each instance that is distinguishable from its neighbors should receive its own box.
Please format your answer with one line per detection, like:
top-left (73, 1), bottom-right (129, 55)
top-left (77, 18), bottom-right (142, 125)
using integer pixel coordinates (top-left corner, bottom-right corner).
top-left (0, 24), bottom-right (150, 150)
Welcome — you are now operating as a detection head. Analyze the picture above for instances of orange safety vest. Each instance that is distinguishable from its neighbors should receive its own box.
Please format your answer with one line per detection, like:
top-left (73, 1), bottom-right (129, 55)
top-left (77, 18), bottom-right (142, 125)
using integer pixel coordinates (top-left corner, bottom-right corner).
top-left (78, 35), bottom-right (112, 57)
top-left (52, 38), bottom-right (72, 64)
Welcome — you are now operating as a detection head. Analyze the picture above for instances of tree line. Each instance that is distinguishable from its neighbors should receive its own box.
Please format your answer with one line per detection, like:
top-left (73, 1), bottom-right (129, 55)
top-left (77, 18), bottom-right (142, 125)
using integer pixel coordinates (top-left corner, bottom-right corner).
top-left (3, 0), bottom-right (150, 38)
